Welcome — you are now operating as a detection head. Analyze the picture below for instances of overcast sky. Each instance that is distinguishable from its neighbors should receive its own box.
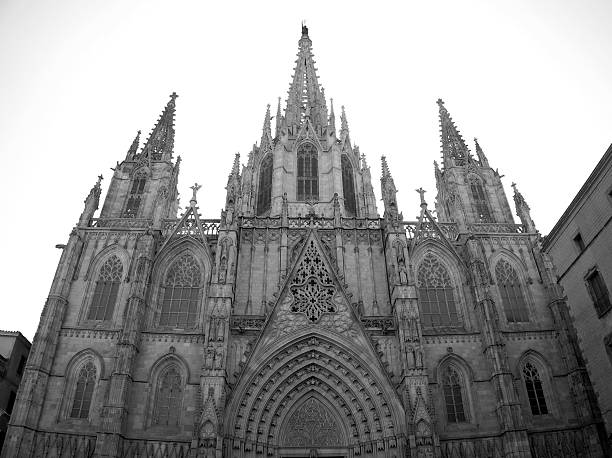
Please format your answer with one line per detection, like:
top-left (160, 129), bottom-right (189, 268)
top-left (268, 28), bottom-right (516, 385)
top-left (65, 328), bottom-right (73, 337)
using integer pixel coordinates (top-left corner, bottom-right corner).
top-left (1, 0), bottom-right (611, 340)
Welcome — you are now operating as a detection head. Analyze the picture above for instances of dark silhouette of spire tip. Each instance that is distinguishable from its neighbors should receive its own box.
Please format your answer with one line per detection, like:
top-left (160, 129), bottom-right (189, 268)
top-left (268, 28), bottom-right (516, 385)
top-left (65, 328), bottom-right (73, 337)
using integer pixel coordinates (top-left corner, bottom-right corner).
top-left (302, 23), bottom-right (308, 36)
top-left (436, 98), bottom-right (445, 106)
top-left (170, 92), bottom-right (178, 100)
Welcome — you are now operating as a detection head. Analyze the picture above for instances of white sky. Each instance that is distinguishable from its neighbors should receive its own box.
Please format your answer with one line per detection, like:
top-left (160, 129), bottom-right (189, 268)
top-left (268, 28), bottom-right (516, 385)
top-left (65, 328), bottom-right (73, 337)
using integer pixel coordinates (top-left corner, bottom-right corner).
top-left (1, 0), bottom-right (611, 340)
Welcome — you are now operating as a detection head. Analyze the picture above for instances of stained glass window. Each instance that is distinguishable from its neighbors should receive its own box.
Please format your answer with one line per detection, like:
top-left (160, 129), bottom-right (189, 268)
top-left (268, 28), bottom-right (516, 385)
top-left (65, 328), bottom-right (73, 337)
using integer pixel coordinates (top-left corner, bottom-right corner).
top-left (123, 170), bottom-right (147, 218)
top-left (417, 254), bottom-right (459, 327)
top-left (523, 362), bottom-right (548, 415)
top-left (442, 366), bottom-right (466, 423)
top-left (297, 143), bottom-right (318, 201)
top-left (88, 255), bottom-right (123, 321)
top-left (159, 254), bottom-right (201, 328)
top-left (257, 154), bottom-right (273, 215)
top-left (495, 259), bottom-right (529, 323)
top-left (70, 362), bottom-right (96, 419)
top-left (153, 366), bottom-right (182, 426)
top-left (469, 178), bottom-right (492, 222)
top-left (341, 154), bottom-right (356, 216)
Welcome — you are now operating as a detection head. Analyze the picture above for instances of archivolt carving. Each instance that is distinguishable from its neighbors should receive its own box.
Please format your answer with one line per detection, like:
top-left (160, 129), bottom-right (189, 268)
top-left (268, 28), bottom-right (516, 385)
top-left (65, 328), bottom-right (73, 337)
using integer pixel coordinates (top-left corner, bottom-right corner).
top-left (227, 335), bottom-right (402, 449)
top-left (282, 396), bottom-right (343, 447)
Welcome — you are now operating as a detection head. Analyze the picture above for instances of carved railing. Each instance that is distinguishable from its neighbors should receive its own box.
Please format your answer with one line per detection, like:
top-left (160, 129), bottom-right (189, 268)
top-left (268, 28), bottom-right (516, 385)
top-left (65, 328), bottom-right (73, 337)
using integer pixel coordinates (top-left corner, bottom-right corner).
top-left (361, 316), bottom-right (395, 332)
top-left (528, 429), bottom-right (596, 457)
top-left (239, 216), bottom-right (381, 230)
top-left (440, 436), bottom-right (504, 458)
top-left (341, 217), bottom-right (381, 230)
top-left (231, 315), bottom-right (266, 332)
top-left (32, 431), bottom-right (96, 458)
top-left (468, 222), bottom-right (526, 234)
top-left (161, 218), bottom-right (220, 237)
top-left (120, 439), bottom-right (191, 458)
top-left (241, 216), bottom-right (282, 228)
top-left (90, 218), bottom-right (151, 229)
top-left (404, 221), bottom-right (459, 242)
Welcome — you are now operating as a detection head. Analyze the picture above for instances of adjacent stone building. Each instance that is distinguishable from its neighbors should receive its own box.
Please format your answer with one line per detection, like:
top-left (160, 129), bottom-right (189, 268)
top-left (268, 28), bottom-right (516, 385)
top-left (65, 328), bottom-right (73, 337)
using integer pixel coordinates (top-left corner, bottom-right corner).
top-left (2, 26), bottom-right (608, 458)
top-left (542, 143), bottom-right (612, 446)
top-left (0, 331), bottom-right (31, 451)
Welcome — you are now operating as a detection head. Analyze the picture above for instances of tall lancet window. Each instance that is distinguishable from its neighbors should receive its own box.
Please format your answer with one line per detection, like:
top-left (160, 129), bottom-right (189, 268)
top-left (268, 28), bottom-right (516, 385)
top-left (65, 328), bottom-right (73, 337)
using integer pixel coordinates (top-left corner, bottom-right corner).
top-left (297, 143), bottom-right (318, 201)
top-left (522, 362), bottom-right (548, 415)
top-left (442, 366), bottom-right (467, 423)
top-left (153, 365), bottom-right (183, 426)
top-left (341, 154), bottom-right (357, 216)
top-left (417, 253), bottom-right (460, 328)
top-left (160, 254), bottom-right (201, 328)
top-left (257, 154), bottom-right (273, 215)
top-left (469, 177), bottom-right (492, 222)
top-left (123, 170), bottom-right (147, 218)
top-left (70, 362), bottom-right (96, 419)
top-left (88, 255), bottom-right (123, 321)
top-left (495, 259), bottom-right (529, 323)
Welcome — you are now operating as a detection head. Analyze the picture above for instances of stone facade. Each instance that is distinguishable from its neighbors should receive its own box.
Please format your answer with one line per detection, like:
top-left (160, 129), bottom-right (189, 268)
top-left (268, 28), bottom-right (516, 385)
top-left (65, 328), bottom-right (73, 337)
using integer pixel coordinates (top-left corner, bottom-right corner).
top-left (2, 26), bottom-right (608, 458)
top-left (542, 143), bottom-right (612, 447)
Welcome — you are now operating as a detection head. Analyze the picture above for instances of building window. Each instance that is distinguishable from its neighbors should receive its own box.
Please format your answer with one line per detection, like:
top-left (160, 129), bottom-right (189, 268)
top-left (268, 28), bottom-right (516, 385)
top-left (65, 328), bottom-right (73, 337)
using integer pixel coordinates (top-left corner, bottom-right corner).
top-left (469, 178), bottom-right (492, 222)
top-left (88, 255), bottom-right (123, 321)
top-left (341, 154), bottom-right (357, 216)
top-left (257, 154), bottom-right (273, 215)
top-left (297, 143), bottom-right (318, 201)
top-left (123, 171), bottom-right (147, 218)
top-left (159, 253), bottom-right (201, 328)
top-left (442, 366), bottom-right (466, 423)
top-left (153, 365), bottom-right (183, 426)
top-left (17, 355), bottom-right (26, 377)
top-left (586, 269), bottom-right (612, 316)
top-left (417, 253), bottom-right (460, 328)
top-left (522, 362), bottom-right (548, 415)
top-left (70, 362), bottom-right (96, 419)
top-left (495, 259), bottom-right (529, 323)
top-left (573, 233), bottom-right (585, 252)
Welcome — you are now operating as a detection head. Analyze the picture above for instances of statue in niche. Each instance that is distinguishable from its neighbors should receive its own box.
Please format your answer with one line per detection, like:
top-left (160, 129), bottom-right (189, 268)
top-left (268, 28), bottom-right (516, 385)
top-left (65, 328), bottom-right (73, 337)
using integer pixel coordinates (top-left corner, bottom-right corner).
top-left (218, 239), bottom-right (230, 283)
top-left (395, 243), bottom-right (409, 284)
top-left (205, 345), bottom-right (215, 369)
top-left (407, 346), bottom-right (416, 369)
top-left (214, 347), bottom-right (224, 369)
top-left (416, 348), bottom-right (424, 368)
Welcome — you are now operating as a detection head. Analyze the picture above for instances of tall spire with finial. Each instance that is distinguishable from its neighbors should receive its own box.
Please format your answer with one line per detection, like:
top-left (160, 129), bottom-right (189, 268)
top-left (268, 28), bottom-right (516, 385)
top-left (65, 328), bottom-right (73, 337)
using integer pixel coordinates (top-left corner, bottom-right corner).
top-left (474, 137), bottom-right (490, 167)
top-left (260, 104), bottom-right (272, 152)
top-left (275, 97), bottom-right (282, 138)
top-left (141, 92), bottom-right (178, 161)
top-left (381, 156), bottom-right (399, 220)
top-left (284, 24), bottom-right (327, 129)
top-left (79, 175), bottom-right (103, 226)
top-left (512, 182), bottom-right (537, 232)
top-left (437, 99), bottom-right (469, 169)
top-left (126, 130), bottom-right (141, 160)
top-left (329, 98), bottom-right (336, 133)
top-left (340, 105), bottom-right (350, 139)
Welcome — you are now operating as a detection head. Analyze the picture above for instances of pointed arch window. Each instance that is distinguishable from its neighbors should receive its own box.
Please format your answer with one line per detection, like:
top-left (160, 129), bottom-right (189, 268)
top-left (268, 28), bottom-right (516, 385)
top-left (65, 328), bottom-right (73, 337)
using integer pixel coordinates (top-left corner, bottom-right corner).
top-left (522, 362), bottom-right (548, 415)
top-left (417, 254), bottom-right (460, 328)
top-left (257, 154), bottom-right (273, 215)
top-left (469, 177), bottom-right (492, 222)
top-left (297, 143), bottom-right (318, 201)
top-left (123, 170), bottom-right (147, 218)
top-left (496, 259), bottom-right (529, 323)
top-left (442, 366), bottom-right (467, 423)
top-left (88, 255), bottom-right (123, 321)
top-left (153, 365), bottom-right (183, 426)
top-left (159, 254), bottom-right (201, 328)
top-left (341, 154), bottom-right (357, 216)
top-left (70, 362), bottom-right (96, 419)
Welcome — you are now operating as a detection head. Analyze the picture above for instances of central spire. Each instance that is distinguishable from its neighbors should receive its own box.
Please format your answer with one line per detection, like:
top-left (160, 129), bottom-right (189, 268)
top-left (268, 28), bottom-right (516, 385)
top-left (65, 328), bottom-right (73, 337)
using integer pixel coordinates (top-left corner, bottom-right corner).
top-left (285, 25), bottom-right (328, 129)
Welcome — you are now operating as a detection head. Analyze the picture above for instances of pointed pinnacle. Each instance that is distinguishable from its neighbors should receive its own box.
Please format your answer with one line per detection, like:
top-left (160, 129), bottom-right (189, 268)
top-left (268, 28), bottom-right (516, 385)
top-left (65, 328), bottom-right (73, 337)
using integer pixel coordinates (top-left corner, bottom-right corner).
top-left (381, 155), bottom-right (391, 178)
top-left (141, 93), bottom-right (177, 157)
top-left (341, 105), bottom-right (349, 135)
top-left (231, 153), bottom-right (240, 176)
top-left (127, 130), bottom-right (141, 158)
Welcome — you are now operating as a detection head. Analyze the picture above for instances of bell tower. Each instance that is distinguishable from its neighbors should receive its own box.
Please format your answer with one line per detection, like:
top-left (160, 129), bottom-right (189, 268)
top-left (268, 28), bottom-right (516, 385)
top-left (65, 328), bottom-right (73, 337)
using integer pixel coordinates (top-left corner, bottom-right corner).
top-left (434, 99), bottom-right (514, 228)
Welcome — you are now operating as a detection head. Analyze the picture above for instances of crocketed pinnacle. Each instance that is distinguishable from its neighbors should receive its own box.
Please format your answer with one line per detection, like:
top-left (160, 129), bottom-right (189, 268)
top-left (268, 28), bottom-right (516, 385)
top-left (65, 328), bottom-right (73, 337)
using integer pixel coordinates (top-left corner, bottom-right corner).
top-left (260, 104), bottom-right (272, 150)
top-left (329, 98), bottom-right (336, 132)
top-left (340, 105), bottom-right (349, 138)
top-left (381, 155), bottom-right (391, 179)
top-left (437, 99), bottom-right (469, 168)
top-left (126, 130), bottom-right (141, 160)
top-left (230, 153), bottom-right (240, 177)
top-left (511, 182), bottom-right (529, 210)
top-left (275, 97), bottom-right (282, 138)
top-left (141, 92), bottom-right (177, 160)
top-left (474, 137), bottom-right (490, 167)
top-left (285, 25), bottom-right (327, 128)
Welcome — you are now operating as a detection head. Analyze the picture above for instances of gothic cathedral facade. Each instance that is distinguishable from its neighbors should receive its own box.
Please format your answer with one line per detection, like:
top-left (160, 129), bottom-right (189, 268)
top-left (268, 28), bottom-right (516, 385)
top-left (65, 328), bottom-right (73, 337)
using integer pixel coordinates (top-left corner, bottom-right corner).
top-left (3, 26), bottom-right (608, 458)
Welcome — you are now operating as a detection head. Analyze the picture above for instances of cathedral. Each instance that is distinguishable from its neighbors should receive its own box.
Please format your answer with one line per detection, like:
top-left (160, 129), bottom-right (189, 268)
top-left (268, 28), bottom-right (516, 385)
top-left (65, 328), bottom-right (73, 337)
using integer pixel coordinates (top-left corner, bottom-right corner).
top-left (2, 26), bottom-right (609, 458)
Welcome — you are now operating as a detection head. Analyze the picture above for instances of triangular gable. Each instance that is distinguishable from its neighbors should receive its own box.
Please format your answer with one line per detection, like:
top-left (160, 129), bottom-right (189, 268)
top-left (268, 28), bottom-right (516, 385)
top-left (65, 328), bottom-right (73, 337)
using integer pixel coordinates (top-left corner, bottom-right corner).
top-left (250, 230), bottom-right (378, 356)
top-left (293, 117), bottom-right (324, 152)
top-left (410, 202), bottom-right (460, 258)
top-left (160, 205), bottom-right (208, 252)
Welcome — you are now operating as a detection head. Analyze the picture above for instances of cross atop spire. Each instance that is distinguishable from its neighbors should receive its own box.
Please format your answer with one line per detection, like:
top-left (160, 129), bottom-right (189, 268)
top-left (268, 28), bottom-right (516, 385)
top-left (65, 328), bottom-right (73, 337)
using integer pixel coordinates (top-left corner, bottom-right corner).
top-left (437, 99), bottom-right (469, 169)
top-left (284, 25), bottom-right (327, 129)
top-left (141, 92), bottom-right (177, 161)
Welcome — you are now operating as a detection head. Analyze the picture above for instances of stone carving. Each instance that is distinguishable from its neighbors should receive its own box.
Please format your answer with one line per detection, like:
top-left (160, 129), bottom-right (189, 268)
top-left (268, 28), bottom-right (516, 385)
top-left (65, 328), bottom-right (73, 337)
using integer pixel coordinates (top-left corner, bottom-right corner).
top-left (289, 240), bottom-right (336, 322)
top-left (283, 397), bottom-right (342, 447)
